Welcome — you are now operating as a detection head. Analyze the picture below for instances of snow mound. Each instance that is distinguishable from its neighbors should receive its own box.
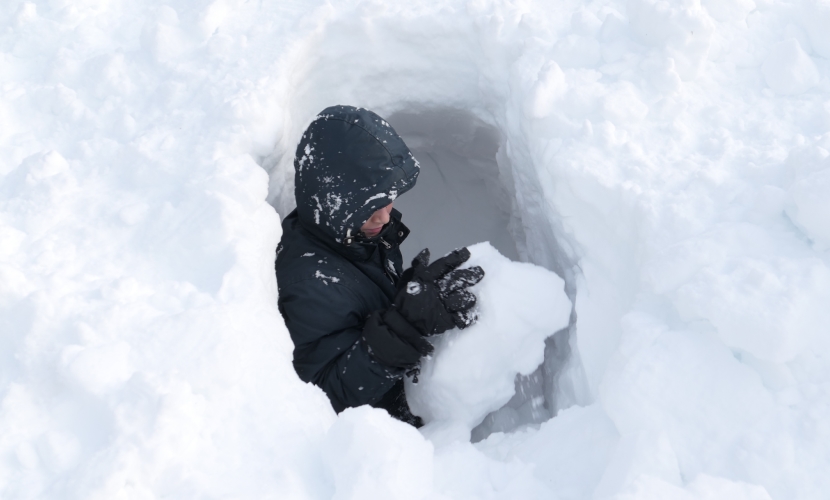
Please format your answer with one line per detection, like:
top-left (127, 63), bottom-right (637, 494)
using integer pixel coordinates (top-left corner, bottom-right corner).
top-left (406, 242), bottom-right (571, 443)
top-left (323, 406), bottom-right (434, 500)
top-left (3, 0), bottom-right (830, 498)
top-left (786, 155), bottom-right (830, 250)
top-left (802, 0), bottom-right (830, 58)
top-left (762, 39), bottom-right (820, 95)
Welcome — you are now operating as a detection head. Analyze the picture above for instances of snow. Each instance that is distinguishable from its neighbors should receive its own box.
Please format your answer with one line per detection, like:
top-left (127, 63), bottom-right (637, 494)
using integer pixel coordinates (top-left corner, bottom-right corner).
top-left (323, 406), bottom-right (434, 500)
top-left (762, 38), bottom-right (820, 95)
top-left (2, 0), bottom-right (830, 499)
top-left (390, 109), bottom-right (522, 262)
top-left (407, 242), bottom-right (571, 444)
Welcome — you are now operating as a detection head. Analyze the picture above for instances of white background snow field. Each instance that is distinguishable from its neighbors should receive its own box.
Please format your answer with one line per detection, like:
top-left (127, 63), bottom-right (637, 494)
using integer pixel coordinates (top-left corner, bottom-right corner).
top-left (1, 0), bottom-right (829, 499)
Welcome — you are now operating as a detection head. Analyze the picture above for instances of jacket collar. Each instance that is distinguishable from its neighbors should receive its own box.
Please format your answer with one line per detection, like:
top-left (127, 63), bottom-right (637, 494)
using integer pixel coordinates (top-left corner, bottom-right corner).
top-left (297, 208), bottom-right (409, 263)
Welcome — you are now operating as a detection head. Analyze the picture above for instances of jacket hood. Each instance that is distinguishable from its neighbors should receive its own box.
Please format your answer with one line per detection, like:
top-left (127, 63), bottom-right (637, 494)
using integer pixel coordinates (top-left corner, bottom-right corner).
top-left (294, 105), bottom-right (420, 244)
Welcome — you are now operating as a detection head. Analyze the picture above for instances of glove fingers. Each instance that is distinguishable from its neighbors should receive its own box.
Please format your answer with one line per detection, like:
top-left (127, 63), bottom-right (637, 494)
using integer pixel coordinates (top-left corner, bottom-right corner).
top-left (438, 266), bottom-right (485, 294)
top-left (402, 249), bottom-right (430, 283)
top-left (442, 289), bottom-right (476, 313)
top-left (426, 247), bottom-right (471, 279)
top-left (452, 308), bottom-right (478, 329)
top-left (411, 248), bottom-right (431, 268)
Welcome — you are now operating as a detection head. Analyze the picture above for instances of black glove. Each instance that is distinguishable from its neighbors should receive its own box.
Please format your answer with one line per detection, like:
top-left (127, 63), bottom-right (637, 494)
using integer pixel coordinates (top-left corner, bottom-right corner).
top-left (393, 247), bottom-right (485, 336)
top-left (361, 247), bottom-right (485, 370)
top-left (362, 310), bottom-right (433, 369)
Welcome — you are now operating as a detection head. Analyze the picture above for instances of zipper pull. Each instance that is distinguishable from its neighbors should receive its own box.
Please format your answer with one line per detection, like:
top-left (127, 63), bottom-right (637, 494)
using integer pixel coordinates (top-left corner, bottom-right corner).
top-left (380, 237), bottom-right (392, 249)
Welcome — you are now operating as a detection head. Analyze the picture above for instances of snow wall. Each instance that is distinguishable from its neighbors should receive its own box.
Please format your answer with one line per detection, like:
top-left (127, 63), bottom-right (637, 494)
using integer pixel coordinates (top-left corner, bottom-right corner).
top-left (2, 0), bottom-right (830, 499)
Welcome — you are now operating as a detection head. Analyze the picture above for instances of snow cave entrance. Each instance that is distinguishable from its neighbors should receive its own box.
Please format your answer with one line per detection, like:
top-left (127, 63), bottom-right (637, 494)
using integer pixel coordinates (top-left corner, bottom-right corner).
top-left (266, 107), bottom-right (582, 441)
top-left (386, 109), bottom-right (521, 264)
top-left (387, 109), bottom-right (577, 440)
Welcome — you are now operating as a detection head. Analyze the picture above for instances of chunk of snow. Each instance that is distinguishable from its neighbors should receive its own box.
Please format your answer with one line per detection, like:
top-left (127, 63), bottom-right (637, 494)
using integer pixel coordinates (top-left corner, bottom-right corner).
top-left (762, 39), bottom-right (820, 95)
top-left (407, 242), bottom-right (570, 444)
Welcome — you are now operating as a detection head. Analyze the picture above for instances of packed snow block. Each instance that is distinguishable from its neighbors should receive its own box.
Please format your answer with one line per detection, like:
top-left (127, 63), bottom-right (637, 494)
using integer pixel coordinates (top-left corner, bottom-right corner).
top-left (803, 0), bottom-right (830, 59)
top-left (59, 342), bottom-right (133, 396)
top-left (674, 256), bottom-right (830, 363)
top-left (593, 430), bottom-right (682, 497)
top-left (686, 475), bottom-right (773, 500)
top-left (761, 39), bottom-right (820, 95)
top-left (552, 35), bottom-right (602, 69)
top-left (626, 0), bottom-right (715, 80)
top-left (524, 61), bottom-right (567, 119)
top-left (323, 406), bottom-right (434, 500)
top-left (601, 317), bottom-right (776, 479)
top-left (406, 242), bottom-right (570, 443)
top-left (478, 404), bottom-right (619, 500)
top-left (700, 0), bottom-right (755, 23)
top-left (611, 474), bottom-right (773, 500)
top-left (787, 166), bottom-right (830, 251)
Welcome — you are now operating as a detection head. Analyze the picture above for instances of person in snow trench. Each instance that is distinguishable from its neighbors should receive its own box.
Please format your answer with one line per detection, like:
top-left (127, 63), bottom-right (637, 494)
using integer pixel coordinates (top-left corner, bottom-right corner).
top-left (275, 105), bottom-right (485, 427)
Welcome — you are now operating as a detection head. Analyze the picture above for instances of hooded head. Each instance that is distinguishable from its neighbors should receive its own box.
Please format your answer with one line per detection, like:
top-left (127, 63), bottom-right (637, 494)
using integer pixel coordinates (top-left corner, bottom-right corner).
top-left (294, 105), bottom-right (420, 244)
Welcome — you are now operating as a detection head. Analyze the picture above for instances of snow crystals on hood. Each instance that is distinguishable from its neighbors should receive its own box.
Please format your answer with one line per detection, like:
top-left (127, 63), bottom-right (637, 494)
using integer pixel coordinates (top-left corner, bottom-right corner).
top-left (362, 191), bottom-right (395, 206)
top-left (297, 143), bottom-right (315, 171)
top-left (293, 105), bottom-right (419, 241)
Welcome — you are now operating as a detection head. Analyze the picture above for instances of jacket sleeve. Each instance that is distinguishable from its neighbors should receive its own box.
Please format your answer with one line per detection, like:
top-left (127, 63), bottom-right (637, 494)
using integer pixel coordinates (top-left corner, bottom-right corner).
top-left (278, 278), bottom-right (403, 412)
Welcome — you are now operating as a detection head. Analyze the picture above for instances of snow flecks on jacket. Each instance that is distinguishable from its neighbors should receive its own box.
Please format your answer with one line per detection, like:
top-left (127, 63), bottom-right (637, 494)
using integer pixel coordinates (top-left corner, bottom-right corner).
top-left (314, 270), bottom-right (340, 285)
top-left (277, 105), bottom-right (415, 415)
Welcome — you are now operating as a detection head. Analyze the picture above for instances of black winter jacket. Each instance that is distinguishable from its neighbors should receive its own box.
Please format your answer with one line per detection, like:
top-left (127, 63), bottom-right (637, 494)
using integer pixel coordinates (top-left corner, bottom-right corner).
top-left (275, 105), bottom-right (420, 414)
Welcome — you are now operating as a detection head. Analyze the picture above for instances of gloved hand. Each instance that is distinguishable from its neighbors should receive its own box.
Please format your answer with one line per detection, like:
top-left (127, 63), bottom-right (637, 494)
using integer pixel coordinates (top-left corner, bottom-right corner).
top-left (362, 247), bottom-right (484, 370)
top-left (391, 247), bottom-right (485, 335)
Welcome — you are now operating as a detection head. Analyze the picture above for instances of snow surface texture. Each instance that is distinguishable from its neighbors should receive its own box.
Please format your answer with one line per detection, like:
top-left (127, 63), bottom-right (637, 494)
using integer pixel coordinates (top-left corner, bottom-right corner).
top-left (2, 0), bottom-right (830, 499)
top-left (407, 243), bottom-right (571, 445)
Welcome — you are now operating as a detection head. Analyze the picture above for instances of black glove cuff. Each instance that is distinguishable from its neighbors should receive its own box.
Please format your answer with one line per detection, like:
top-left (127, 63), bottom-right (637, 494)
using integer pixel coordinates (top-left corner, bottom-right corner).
top-left (383, 308), bottom-right (434, 354)
top-left (362, 311), bottom-right (429, 369)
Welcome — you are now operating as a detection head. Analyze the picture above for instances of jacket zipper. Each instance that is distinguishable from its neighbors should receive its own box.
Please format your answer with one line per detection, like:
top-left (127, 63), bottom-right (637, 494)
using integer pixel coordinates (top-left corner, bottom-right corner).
top-left (379, 237), bottom-right (396, 284)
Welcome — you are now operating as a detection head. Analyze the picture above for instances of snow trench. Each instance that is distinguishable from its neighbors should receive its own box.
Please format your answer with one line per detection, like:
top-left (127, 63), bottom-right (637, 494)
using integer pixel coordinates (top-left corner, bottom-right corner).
top-left (267, 104), bottom-right (589, 439)
top-left (5, 0), bottom-right (830, 498)
top-left (388, 109), bottom-right (586, 438)
top-left (260, 7), bottom-right (596, 440)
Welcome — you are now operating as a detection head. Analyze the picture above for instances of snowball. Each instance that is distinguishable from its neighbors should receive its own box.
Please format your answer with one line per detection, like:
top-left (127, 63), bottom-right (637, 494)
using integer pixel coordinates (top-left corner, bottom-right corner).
top-left (761, 39), bottom-right (820, 96)
top-left (406, 242), bottom-right (570, 443)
